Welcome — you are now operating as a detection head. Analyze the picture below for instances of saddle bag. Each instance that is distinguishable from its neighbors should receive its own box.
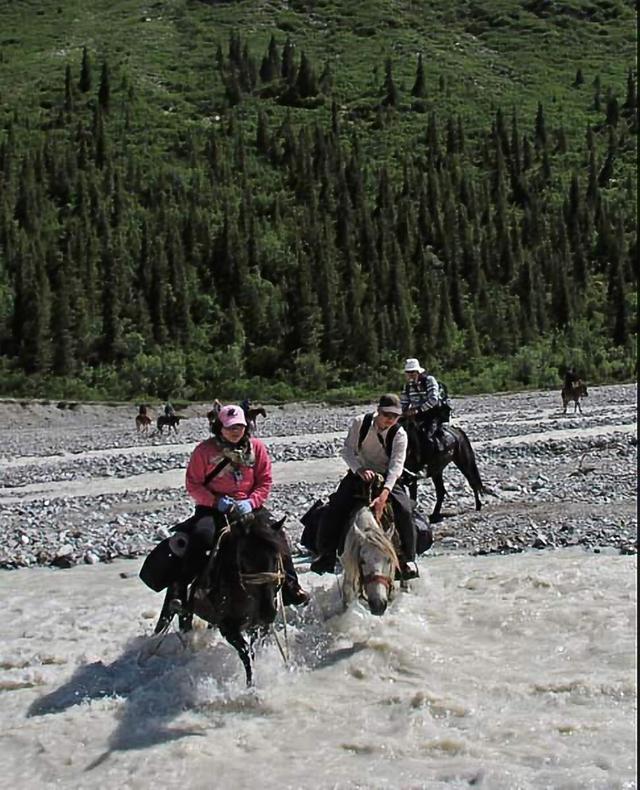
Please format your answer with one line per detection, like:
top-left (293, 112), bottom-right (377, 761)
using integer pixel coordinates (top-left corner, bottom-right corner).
top-left (139, 532), bottom-right (190, 592)
top-left (413, 506), bottom-right (434, 555)
top-left (299, 499), bottom-right (328, 553)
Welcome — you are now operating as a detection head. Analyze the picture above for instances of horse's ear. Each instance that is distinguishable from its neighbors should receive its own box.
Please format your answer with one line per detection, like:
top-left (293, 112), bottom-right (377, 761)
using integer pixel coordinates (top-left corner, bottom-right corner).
top-left (270, 517), bottom-right (285, 531)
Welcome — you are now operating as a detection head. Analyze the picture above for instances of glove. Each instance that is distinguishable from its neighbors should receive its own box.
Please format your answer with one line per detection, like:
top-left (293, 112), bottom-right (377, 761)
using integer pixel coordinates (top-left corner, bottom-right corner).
top-left (217, 495), bottom-right (235, 513)
top-left (235, 500), bottom-right (253, 516)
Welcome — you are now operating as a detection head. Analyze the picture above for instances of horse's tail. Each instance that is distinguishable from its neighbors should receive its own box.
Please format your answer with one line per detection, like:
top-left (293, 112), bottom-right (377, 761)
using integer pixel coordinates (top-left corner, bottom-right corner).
top-left (452, 427), bottom-right (496, 497)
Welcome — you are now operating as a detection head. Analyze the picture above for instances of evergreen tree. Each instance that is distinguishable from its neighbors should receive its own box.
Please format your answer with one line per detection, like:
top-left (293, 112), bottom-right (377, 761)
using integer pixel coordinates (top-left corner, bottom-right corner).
top-left (281, 37), bottom-right (296, 83)
top-left (382, 58), bottom-right (399, 107)
top-left (534, 101), bottom-right (547, 149)
top-left (79, 46), bottom-right (92, 93)
top-left (295, 51), bottom-right (319, 98)
top-left (411, 53), bottom-right (426, 98)
top-left (64, 63), bottom-right (75, 113)
top-left (98, 61), bottom-right (110, 112)
top-left (605, 94), bottom-right (620, 127)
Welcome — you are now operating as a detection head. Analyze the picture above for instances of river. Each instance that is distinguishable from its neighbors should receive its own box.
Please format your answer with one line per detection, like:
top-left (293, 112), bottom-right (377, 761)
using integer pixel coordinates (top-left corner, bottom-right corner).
top-left (0, 548), bottom-right (636, 789)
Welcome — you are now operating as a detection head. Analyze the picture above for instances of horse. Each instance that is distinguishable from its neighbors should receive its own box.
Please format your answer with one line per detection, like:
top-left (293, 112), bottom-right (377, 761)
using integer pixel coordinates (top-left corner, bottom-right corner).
top-left (246, 406), bottom-right (267, 434)
top-left (339, 494), bottom-right (400, 616)
top-left (135, 414), bottom-right (152, 434)
top-left (153, 513), bottom-right (287, 686)
top-left (401, 418), bottom-right (490, 523)
top-left (156, 414), bottom-right (185, 434)
top-left (562, 380), bottom-right (588, 414)
top-left (300, 476), bottom-right (401, 616)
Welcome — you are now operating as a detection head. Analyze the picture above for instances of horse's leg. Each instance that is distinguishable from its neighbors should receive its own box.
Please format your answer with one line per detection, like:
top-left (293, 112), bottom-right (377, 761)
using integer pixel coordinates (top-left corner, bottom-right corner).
top-left (408, 478), bottom-right (417, 502)
top-left (452, 434), bottom-right (484, 511)
top-left (220, 624), bottom-right (253, 686)
top-left (430, 473), bottom-right (446, 522)
top-left (154, 587), bottom-right (179, 634)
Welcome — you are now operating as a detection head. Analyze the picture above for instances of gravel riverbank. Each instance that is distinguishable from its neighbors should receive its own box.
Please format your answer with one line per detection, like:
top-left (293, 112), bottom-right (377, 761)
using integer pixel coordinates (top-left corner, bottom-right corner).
top-left (0, 384), bottom-right (636, 568)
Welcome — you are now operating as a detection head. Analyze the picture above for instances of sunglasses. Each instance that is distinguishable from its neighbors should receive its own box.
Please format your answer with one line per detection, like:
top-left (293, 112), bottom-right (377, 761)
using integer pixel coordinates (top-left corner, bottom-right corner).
top-left (379, 411), bottom-right (400, 419)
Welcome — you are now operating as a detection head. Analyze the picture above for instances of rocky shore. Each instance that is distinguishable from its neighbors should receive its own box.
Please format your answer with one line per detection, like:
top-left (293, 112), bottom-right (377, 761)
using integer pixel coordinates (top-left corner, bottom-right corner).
top-left (0, 384), bottom-right (636, 569)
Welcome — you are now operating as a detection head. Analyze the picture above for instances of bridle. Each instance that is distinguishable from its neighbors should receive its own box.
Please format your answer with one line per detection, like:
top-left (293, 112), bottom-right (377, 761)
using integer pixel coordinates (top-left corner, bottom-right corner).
top-left (361, 570), bottom-right (394, 594)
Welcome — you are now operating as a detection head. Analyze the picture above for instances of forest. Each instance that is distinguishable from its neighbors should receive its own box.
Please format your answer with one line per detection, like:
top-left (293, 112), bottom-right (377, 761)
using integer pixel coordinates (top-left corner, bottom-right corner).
top-left (0, 0), bottom-right (636, 401)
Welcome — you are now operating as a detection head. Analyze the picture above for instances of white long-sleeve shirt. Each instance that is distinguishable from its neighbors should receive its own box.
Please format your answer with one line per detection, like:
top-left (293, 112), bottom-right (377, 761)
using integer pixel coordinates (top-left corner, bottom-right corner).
top-left (341, 413), bottom-right (408, 491)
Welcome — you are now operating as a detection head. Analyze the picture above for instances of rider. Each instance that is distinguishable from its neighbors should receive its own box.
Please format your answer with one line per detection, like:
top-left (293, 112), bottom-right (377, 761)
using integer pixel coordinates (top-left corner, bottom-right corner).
top-left (138, 404), bottom-right (147, 417)
top-left (310, 393), bottom-right (418, 580)
top-left (240, 398), bottom-right (251, 420)
top-left (563, 367), bottom-right (580, 390)
top-left (169, 404), bottom-right (309, 606)
top-left (400, 357), bottom-right (444, 453)
top-left (164, 401), bottom-right (176, 418)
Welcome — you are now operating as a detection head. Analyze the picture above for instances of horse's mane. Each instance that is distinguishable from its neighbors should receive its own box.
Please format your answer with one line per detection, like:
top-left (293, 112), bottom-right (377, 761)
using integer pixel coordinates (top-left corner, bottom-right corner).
top-left (340, 506), bottom-right (399, 591)
top-left (219, 516), bottom-right (282, 561)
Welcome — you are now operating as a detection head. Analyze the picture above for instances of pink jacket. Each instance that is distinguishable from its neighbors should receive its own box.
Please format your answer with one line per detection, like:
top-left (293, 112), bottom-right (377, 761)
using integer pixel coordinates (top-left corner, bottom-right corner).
top-left (185, 436), bottom-right (272, 510)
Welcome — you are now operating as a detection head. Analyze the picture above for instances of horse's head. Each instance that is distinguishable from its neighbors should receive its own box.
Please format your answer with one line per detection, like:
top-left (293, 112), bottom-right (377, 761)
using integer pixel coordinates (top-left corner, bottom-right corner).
top-left (341, 506), bottom-right (399, 616)
top-left (222, 514), bottom-right (285, 626)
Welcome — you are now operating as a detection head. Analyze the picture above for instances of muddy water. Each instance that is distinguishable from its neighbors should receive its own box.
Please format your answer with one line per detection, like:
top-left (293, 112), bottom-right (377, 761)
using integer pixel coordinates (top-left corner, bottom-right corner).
top-left (0, 548), bottom-right (635, 789)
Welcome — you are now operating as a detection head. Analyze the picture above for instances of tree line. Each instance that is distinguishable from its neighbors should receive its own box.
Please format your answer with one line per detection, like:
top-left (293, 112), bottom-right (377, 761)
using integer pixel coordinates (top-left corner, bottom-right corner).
top-left (0, 35), bottom-right (637, 399)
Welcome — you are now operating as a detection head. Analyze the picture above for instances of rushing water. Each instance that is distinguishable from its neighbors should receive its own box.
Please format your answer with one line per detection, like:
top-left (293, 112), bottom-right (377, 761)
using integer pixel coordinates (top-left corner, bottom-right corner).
top-left (0, 549), bottom-right (636, 790)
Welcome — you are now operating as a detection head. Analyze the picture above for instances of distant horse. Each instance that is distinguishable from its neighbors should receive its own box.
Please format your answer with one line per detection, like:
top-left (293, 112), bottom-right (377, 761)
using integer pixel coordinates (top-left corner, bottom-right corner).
top-left (339, 481), bottom-right (400, 616)
top-left (153, 512), bottom-right (287, 686)
top-left (246, 407), bottom-right (267, 434)
top-left (402, 418), bottom-right (490, 522)
top-left (156, 414), bottom-right (185, 434)
top-left (135, 414), bottom-right (152, 434)
top-left (562, 380), bottom-right (588, 414)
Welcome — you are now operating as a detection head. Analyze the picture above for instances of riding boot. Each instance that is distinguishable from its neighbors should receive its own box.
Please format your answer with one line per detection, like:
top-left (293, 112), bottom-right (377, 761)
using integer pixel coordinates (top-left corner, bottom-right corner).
top-left (398, 560), bottom-right (419, 580)
top-left (280, 551), bottom-right (310, 606)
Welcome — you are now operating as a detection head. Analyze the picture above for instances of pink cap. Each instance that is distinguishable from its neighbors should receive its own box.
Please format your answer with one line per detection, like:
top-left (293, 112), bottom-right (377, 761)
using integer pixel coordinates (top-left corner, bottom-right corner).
top-left (218, 404), bottom-right (247, 428)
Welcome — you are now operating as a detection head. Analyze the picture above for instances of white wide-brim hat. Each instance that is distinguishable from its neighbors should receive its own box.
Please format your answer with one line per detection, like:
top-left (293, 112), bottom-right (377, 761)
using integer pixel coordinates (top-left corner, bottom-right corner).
top-left (404, 358), bottom-right (424, 373)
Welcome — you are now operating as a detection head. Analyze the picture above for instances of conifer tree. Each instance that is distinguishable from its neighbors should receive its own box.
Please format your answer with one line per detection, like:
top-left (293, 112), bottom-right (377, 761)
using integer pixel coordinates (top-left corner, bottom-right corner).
top-left (534, 102), bottom-right (547, 149)
top-left (98, 61), bottom-right (110, 112)
top-left (606, 94), bottom-right (620, 126)
top-left (295, 51), bottom-right (319, 98)
top-left (382, 58), bottom-right (399, 107)
top-left (411, 54), bottom-right (426, 98)
top-left (64, 64), bottom-right (75, 113)
top-left (319, 61), bottom-right (333, 94)
top-left (52, 259), bottom-right (76, 375)
top-left (281, 37), bottom-right (296, 84)
top-left (79, 46), bottom-right (92, 93)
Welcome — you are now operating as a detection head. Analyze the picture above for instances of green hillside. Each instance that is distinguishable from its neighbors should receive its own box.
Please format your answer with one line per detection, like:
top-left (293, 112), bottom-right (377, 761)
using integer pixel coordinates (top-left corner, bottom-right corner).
top-left (0, 0), bottom-right (637, 401)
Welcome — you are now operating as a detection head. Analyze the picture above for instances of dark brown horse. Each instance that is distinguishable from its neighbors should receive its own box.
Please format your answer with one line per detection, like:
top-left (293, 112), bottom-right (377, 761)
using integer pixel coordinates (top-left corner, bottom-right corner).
top-left (401, 418), bottom-right (491, 522)
top-left (154, 513), bottom-right (286, 686)
top-left (156, 414), bottom-right (185, 434)
top-left (135, 414), bottom-right (152, 434)
top-left (561, 380), bottom-right (588, 414)
top-left (246, 406), bottom-right (267, 434)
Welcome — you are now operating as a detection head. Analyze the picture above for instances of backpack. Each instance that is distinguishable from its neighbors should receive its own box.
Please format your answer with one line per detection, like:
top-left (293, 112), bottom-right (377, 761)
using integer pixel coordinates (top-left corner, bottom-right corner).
top-left (358, 412), bottom-right (400, 457)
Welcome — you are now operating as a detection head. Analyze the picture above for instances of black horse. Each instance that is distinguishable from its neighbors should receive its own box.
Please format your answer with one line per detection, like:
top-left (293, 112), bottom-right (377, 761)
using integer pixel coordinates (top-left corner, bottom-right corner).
top-left (156, 414), bottom-right (185, 434)
top-left (154, 513), bottom-right (286, 686)
top-left (401, 418), bottom-right (489, 522)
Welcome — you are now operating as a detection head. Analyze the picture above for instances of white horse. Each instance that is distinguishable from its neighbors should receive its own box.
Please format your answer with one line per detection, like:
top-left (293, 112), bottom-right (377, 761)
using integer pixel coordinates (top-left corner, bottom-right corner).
top-left (339, 504), bottom-right (400, 616)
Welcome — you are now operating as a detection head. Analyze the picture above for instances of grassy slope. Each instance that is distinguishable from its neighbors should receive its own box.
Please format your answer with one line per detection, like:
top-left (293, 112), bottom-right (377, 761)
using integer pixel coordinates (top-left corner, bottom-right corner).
top-left (1, 0), bottom-right (635, 155)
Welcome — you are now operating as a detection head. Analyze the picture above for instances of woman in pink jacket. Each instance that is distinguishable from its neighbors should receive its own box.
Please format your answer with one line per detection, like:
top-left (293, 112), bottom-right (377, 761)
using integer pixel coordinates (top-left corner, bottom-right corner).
top-left (174, 404), bottom-right (308, 606)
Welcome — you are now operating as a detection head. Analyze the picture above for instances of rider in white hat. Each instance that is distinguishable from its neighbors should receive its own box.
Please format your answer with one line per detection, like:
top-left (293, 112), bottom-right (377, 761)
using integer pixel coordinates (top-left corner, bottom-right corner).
top-left (400, 358), bottom-right (443, 451)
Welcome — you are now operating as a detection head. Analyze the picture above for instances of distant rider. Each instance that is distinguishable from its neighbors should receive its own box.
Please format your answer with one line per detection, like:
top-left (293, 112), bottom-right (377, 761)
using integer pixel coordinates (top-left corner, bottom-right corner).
top-left (400, 358), bottom-right (443, 452)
